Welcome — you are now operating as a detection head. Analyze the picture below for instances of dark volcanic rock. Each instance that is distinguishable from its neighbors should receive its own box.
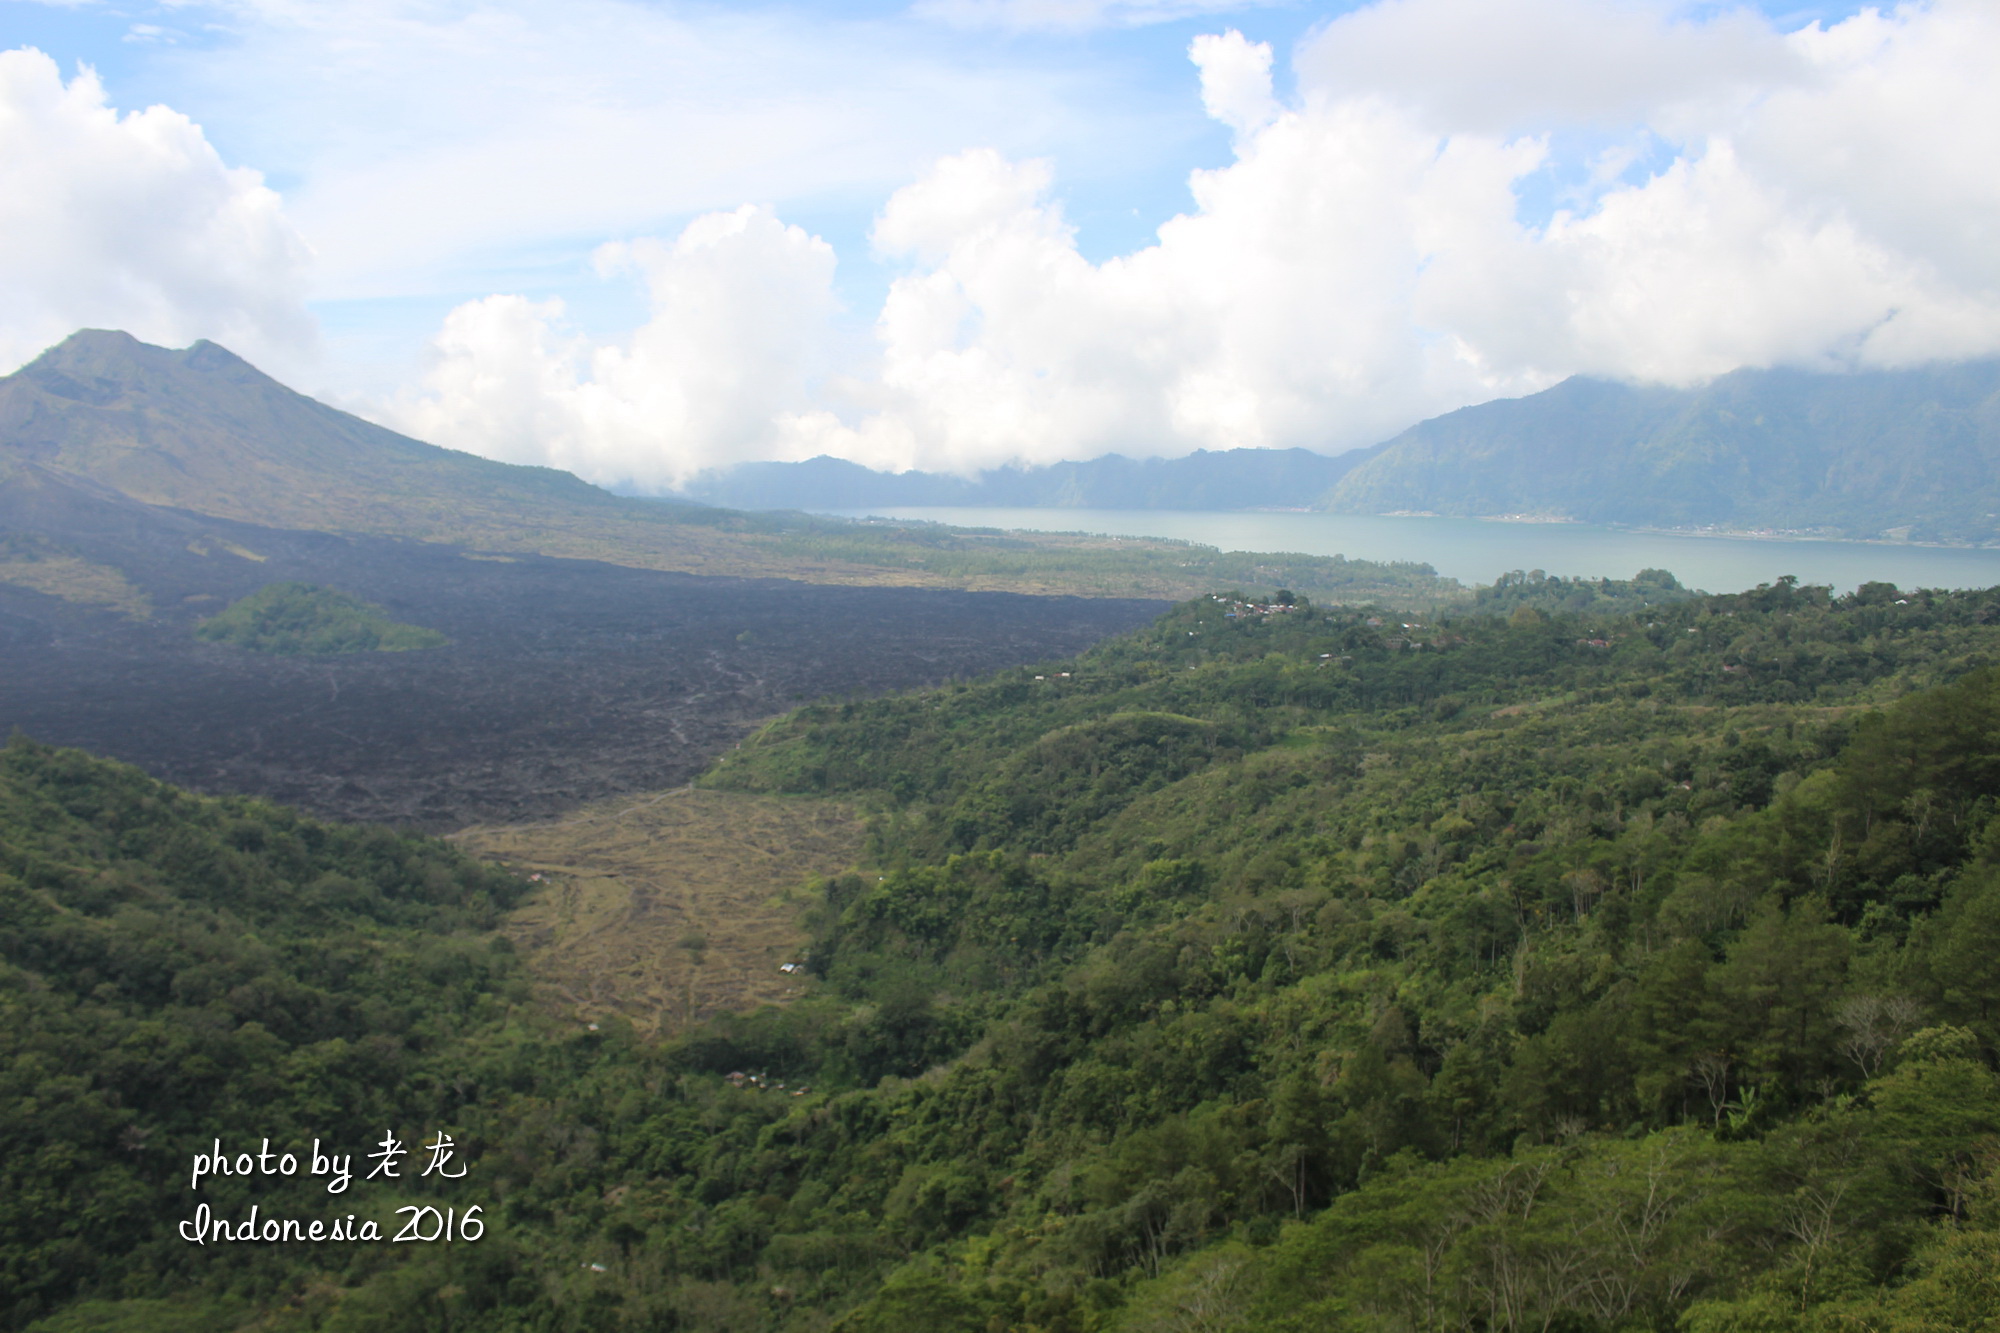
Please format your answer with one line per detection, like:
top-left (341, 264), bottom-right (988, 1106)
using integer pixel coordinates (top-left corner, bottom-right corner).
top-left (0, 481), bottom-right (1165, 828)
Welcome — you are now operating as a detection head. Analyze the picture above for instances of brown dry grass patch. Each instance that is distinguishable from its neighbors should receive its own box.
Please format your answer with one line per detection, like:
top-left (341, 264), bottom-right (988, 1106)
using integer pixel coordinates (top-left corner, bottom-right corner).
top-left (0, 555), bottom-right (152, 619)
top-left (453, 787), bottom-right (864, 1036)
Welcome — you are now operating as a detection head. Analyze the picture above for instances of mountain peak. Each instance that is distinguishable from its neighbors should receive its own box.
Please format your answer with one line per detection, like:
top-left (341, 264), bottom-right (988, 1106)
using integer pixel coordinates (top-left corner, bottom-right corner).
top-left (24, 327), bottom-right (159, 371)
top-left (16, 328), bottom-right (264, 382)
top-left (181, 338), bottom-right (260, 374)
top-left (0, 327), bottom-right (618, 533)
top-left (8, 329), bottom-right (275, 406)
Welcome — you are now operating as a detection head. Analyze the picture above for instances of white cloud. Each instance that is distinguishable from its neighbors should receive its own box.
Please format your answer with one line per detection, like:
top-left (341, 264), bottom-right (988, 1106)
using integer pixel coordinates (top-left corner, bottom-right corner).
top-left (1743, 2), bottom-right (2000, 309)
top-left (1403, 0), bottom-right (2000, 379)
top-left (391, 206), bottom-right (838, 489)
top-left (911, 0), bottom-right (1259, 33)
top-left (1294, 0), bottom-right (1796, 132)
top-left (398, 0), bottom-right (2000, 483)
top-left (1189, 29), bottom-right (1277, 136)
top-left (801, 117), bottom-right (1550, 472)
top-left (827, 0), bottom-right (2000, 460)
top-left (0, 48), bottom-right (313, 375)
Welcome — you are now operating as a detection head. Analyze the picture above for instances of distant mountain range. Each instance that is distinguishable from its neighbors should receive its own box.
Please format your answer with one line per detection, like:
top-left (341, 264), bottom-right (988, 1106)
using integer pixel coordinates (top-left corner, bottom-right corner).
top-left (681, 360), bottom-right (2000, 544)
top-left (0, 331), bottom-right (1452, 606)
top-left (1327, 360), bottom-right (2000, 543)
top-left (674, 445), bottom-right (1386, 513)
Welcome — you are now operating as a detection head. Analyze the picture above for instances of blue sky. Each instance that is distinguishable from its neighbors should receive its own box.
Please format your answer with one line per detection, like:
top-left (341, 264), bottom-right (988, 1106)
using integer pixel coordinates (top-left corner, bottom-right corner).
top-left (0, 1), bottom-right (1868, 322)
top-left (3, 2), bottom-right (1263, 332)
top-left (2, 0), bottom-right (1992, 485)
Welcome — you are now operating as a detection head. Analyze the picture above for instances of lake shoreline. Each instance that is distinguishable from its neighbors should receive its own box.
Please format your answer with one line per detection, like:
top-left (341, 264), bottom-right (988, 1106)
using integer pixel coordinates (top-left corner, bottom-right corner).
top-left (819, 506), bottom-right (2000, 595)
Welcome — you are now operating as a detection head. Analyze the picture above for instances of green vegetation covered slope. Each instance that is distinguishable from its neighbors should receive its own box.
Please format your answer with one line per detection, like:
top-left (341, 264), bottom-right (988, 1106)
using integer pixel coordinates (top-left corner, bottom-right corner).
top-left (13, 579), bottom-right (2000, 1331)
top-left (1325, 360), bottom-right (2000, 542)
top-left (0, 740), bottom-right (529, 1328)
top-left (694, 579), bottom-right (2000, 1330)
top-left (196, 583), bottom-right (447, 654)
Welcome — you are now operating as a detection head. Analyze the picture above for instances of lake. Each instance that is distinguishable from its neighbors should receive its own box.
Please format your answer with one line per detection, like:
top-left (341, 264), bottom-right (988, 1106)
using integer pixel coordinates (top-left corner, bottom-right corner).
top-left (824, 507), bottom-right (2000, 595)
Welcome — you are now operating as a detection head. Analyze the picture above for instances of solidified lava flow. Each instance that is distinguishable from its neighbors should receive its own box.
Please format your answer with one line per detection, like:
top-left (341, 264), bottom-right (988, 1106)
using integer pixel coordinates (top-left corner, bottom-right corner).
top-left (0, 512), bottom-right (1165, 830)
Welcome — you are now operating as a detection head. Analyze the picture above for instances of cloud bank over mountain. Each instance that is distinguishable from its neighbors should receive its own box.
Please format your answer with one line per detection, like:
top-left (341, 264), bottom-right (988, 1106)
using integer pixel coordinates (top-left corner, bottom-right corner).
top-left (4, 1), bottom-right (1998, 491)
top-left (394, 207), bottom-right (839, 487)
top-left (0, 49), bottom-right (313, 378)
top-left (383, 0), bottom-right (2000, 490)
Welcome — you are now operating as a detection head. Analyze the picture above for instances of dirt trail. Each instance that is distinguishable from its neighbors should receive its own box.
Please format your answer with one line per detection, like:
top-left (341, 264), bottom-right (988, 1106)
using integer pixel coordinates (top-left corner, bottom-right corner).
top-left (453, 787), bottom-right (865, 1034)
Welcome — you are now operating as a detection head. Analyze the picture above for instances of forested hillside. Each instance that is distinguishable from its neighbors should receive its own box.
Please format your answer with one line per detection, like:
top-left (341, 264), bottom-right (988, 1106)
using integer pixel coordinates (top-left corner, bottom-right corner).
top-left (11, 577), bottom-right (2000, 1330)
top-left (1325, 359), bottom-right (2000, 542)
top-left (0, 742), bottom-right (530, 1329)
top-left (701, 578), bottom-right (2000, 1330)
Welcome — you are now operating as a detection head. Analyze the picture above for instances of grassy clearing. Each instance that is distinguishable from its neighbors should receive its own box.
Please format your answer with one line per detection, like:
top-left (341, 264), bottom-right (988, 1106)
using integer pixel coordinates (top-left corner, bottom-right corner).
top-left (407, 515), bottom-right (1463, 609)
top-left (0, 553), bottom-right (151, 618)
top-left (452, 786), bottom-right (865, 1035)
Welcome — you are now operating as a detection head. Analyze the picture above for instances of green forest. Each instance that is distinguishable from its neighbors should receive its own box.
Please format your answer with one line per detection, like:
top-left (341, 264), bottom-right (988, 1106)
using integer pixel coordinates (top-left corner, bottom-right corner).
top-left (8, 574), bottom-right (2000, 1330)
top-left (195, 583), bottom-right (448, 655)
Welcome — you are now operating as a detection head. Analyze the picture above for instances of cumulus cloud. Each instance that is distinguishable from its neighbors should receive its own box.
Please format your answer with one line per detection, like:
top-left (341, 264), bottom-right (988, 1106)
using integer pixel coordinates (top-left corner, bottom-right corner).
top-left (0, 48), bottom-right (313, 375)
top-left (405, 0), bottom-right (2000, 483)
top-left (1294, 0), bottom-right (1796, 132)
top-left (1190, 29), bottom-right (1278, 136)
top-left (1399, 0), bottom-right (2000, 379)
top-left (824, 0), bottom-right (2000, 463)
top-left (392, 206), bottom-right (837, 489)
top-left (786, 119), bottom-right (1545, 473)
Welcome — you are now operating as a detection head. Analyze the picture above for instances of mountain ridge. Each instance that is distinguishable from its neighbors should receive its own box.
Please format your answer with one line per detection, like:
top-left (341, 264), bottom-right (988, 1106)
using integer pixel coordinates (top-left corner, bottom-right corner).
top-left (673, 444), bottom-right (1388, 512)
top-left (0, 329), bottom-right (631, 532)
top-left (1323, 359), bottom-right (2000, 542)
top-left (670, 359), bottom-right (2000, 543)
top-left (0, 330), bottom-right (1461, 607)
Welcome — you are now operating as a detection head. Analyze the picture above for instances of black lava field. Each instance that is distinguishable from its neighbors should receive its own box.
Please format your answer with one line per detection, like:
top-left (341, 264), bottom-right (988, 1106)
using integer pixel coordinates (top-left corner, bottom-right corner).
top-left (0, 498), bottom-right (1164, 829)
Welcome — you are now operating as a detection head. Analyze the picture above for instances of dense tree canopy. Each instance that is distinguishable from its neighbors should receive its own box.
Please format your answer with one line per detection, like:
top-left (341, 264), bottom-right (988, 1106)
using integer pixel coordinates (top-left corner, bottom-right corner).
top-left (11, 577), bottom-right (2000, 1330)
top-left (195, 583), bottom-right (447, 654)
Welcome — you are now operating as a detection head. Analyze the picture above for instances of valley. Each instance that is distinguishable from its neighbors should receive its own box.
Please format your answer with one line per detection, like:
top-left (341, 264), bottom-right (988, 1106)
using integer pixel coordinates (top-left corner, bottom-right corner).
top-left (4, 0), bottom-right (1996, 1323)
top-left (12, 576), bottom-right (2000, 1333)
top-left (7, 329), bottom-right (2000, 1333)
top-left (0, 508), bottom-right (1164, 828)
top-left (453, 787), bottom-right (865, 1036)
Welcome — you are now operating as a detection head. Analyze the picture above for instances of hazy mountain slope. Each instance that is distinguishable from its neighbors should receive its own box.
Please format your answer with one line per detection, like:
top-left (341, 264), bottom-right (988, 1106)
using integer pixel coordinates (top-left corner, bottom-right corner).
top-left (679, 454), bottom-right (976, 508)
top-left (1324, 360), bottom-right (2000, 542)
top-left (0, 332), bottom-right (1458, 605)
top-left (678, 445), bottom-right (1387, 512)
top-left (0, 330), bottom-right (622, 530)
top-left (0, 331), bottom-right (830, 579)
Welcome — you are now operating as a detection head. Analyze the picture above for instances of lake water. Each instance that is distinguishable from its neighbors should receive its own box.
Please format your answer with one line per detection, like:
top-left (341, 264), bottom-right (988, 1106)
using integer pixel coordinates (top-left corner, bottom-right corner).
top-left (824, 507), bottom-right (2000, 595)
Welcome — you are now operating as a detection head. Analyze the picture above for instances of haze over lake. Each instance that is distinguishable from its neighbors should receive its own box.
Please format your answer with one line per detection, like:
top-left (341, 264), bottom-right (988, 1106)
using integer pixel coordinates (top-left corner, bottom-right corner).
top-left (828, 508), bottom-right (2000, 595)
